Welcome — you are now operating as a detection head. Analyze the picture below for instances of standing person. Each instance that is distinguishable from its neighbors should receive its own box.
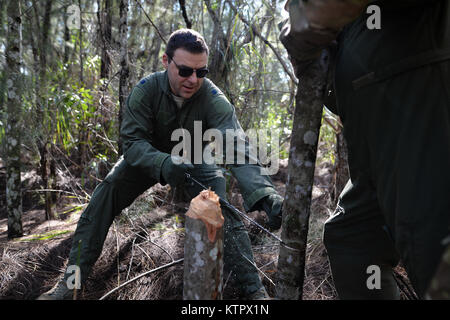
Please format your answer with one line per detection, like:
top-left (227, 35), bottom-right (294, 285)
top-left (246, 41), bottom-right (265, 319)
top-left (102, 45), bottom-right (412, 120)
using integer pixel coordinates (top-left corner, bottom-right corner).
top-left (280, 0), bottom-right (450, 299)
top-left (38, 29), bottom-right (283, 300)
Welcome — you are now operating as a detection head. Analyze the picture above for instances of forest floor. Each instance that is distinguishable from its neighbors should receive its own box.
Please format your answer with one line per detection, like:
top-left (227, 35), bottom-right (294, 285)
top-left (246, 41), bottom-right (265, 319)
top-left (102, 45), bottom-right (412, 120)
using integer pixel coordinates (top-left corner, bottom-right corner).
top-left (0, 150), bottom-right (339, 300)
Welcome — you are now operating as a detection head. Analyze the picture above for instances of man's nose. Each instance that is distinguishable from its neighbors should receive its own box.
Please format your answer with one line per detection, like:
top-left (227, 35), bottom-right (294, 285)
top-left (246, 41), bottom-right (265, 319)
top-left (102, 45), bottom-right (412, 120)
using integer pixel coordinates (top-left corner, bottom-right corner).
top-left (187, 71), bottom-right (198, 82)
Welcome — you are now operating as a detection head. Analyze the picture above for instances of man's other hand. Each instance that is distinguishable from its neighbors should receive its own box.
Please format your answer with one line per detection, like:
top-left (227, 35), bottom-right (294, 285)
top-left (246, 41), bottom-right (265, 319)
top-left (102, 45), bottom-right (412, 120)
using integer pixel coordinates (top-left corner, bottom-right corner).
top-left (260, 194), bottom-right (283, 231)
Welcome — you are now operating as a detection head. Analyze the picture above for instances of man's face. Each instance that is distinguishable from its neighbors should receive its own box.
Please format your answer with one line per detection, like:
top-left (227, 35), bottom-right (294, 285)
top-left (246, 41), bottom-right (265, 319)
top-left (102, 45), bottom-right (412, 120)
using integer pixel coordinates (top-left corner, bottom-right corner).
top-left (162, 48), bottom-right (208, 99)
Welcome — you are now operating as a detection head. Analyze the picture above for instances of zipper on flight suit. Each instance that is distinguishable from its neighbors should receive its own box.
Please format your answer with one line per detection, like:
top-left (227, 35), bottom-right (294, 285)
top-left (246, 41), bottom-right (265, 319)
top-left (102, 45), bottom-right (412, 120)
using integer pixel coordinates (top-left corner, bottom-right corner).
top-left (169, 95), bottom-right (190, 162)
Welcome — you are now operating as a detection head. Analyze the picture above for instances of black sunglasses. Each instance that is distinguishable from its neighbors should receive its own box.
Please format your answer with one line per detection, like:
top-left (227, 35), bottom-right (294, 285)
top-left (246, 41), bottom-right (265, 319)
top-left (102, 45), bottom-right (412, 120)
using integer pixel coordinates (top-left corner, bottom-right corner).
top-left (168, 55), bottom-right (209, 78)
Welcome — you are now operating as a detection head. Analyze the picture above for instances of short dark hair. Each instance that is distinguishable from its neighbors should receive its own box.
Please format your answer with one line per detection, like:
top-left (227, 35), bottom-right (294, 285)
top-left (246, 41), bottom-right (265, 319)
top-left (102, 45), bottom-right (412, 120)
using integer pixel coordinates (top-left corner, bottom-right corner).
top-left (165, 29), bottom-right (209, 58)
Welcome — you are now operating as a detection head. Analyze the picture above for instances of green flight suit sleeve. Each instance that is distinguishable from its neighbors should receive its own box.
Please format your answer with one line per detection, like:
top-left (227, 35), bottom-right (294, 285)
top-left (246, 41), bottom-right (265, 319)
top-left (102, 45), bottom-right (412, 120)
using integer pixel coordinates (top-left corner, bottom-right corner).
top-left (120, 83), bottom-right (170, 182)
top-left (206, 93), bottom-right (279, 211)
top-left (279, 0), bottom-right (368, 76)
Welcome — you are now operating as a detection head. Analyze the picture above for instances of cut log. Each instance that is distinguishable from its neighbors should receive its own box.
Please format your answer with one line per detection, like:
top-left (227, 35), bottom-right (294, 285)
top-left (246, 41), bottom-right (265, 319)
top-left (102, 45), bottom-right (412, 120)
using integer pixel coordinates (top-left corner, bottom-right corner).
top-left (183, 190), bottom-right (224, 300)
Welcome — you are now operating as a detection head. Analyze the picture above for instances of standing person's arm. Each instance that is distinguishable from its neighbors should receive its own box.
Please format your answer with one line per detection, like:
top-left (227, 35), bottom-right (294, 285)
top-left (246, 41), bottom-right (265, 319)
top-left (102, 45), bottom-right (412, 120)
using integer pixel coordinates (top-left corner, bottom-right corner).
top-left (279, 0), bottom-right (368, 75)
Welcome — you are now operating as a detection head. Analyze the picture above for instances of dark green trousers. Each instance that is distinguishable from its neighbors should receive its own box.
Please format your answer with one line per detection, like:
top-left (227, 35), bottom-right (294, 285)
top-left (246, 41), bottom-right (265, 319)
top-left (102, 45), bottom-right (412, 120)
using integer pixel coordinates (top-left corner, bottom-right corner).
top-left (323, 0), bottom-right (450, 299)
top-left (66, 157), bottom-right (262, 296)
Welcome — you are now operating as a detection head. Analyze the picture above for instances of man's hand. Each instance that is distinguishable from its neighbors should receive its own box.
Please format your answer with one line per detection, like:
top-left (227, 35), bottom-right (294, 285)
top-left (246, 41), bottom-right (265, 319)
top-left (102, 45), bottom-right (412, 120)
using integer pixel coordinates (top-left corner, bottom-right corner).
top-left (259, 194), bottom-right (284, 231)
top-left (303, 0), bottom-right (368, 30)
top-left (161, 156), bottom-right (194, 187)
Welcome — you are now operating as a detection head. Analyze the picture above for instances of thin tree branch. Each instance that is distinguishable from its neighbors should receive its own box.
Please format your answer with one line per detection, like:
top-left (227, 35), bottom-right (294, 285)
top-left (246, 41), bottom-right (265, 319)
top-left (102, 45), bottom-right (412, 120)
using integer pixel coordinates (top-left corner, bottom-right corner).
top-left (178, 0), bottom-right (192, 28)
top-left (240, 252), bottom-right (276, 287)
top-left (135, 225), bottom-right (175, 261)
top-left (204, 0), bottom-right (226, 45)
top-left (224, 0), bottom-right (298, 84)
top-left (134, 0), bottom-right (167, 45)
top-left (113, 221), bottom-right (121, 287)
top-left (99, 258), bottom-right (184, 300)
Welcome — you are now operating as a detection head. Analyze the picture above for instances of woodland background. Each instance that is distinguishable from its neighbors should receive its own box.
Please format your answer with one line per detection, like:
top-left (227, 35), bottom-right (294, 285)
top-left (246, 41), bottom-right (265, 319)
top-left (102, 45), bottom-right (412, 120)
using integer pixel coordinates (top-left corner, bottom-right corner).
top-left (0, 0), bottom-right (350, 299)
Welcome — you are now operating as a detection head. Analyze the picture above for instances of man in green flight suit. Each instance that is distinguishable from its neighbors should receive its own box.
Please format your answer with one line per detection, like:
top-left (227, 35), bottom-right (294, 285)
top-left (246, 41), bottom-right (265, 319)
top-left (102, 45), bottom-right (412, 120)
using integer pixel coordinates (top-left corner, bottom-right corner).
top-left (280, 0), bottom-right (450, 299)
top-left (38, 29), bottom-right (283, 300)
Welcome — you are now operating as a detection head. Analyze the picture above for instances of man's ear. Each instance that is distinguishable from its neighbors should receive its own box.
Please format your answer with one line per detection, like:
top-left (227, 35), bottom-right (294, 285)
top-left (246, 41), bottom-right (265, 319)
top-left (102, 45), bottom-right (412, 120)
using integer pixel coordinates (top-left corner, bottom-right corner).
top-left (162, 53), bottom-right (169, 69)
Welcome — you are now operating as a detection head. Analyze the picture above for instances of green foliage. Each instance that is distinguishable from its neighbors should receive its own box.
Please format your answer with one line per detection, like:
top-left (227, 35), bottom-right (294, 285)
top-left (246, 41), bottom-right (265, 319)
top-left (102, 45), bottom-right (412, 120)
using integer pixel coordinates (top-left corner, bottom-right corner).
top-left (56, 85), bottom-right (94, 149)
top-left (0, 0), bottom-right (339, 199)
top-left (15, 230), bottom-right (72, 242)
top-left (40, 54), bottom-right (118, 172)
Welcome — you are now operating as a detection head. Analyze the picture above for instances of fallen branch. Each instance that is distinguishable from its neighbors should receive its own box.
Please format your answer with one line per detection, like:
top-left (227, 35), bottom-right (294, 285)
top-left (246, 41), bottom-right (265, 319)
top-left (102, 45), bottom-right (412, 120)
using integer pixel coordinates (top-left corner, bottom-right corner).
top-left (240, 253), bottom-right (275, 287)
top-left (99, 258), bottom-right (184, 300)
top-left (136, 225), bottom-right (175, 261)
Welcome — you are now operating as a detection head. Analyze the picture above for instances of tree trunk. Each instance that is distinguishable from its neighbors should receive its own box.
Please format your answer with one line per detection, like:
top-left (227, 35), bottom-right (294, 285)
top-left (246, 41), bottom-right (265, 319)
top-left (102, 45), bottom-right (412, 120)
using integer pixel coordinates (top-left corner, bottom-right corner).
top-left (0, 1), bottom-right (4, 38)
top-left (118, 0), bottom-right (129, 156)
top-left (45, 0), bottom-right (58, 216)
top-left (32, 0), bottom-right (57, 220)
top-left (183, 218), bottom-right (224, 300)
top-left (0, 1), bottom-right (4, 137)
top-left (40, 0), bottom-right (52, 78)
top-left (78, 0), bottom-right (84, 84)
top-left (276, 53), bottom-right (329, 299)
top-left (5, 0), bottom-right (23, 238)
top-left (204, 0), bottom-right (228, 87)
top-left (150, 33), bottom-right (162, 73)
top-left (63, 7), bottom-right (71, 65)
top-left (99, 0), bottom-right (112, 79)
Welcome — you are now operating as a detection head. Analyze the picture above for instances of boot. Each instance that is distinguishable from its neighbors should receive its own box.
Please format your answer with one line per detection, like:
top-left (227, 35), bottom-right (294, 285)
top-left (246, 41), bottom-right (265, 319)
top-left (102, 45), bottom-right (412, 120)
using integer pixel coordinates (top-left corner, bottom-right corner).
top-left (245, 285), bottom-right (271, 300)
top-left (37, 278), bottom-right (79, 300)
